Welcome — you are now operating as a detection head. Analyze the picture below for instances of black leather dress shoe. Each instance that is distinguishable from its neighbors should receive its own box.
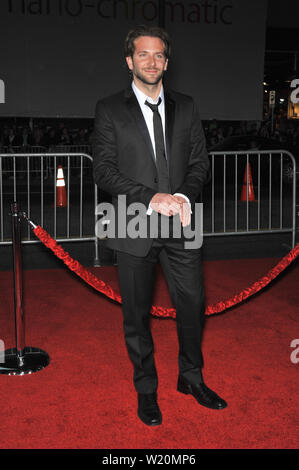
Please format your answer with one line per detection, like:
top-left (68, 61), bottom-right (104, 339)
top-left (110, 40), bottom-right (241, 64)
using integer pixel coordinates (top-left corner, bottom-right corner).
top-left (137, 392), bottom-right (162, 426)
top-left (177, 376), bottom-right (227, 410)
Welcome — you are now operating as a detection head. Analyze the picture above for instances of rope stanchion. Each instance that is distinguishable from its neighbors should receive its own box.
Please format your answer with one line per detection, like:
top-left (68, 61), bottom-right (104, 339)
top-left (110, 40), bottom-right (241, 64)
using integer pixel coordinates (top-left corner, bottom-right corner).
top-left (29, 223), bottom-right (299, 318)
top-left (0, 203), bottom-right (50, 375)
top-left (205, 243), bottom-right (299, 315)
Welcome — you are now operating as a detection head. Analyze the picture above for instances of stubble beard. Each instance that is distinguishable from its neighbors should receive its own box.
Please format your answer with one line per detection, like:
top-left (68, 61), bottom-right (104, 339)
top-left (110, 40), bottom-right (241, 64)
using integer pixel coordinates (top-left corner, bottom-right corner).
top-left (133, 68), bottom-right (165, 86)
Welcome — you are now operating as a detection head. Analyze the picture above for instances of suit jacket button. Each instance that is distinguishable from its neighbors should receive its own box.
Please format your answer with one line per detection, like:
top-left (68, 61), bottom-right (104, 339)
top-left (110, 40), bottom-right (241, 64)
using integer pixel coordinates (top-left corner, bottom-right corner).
top-left (154, 177), bottom-right (158, 183)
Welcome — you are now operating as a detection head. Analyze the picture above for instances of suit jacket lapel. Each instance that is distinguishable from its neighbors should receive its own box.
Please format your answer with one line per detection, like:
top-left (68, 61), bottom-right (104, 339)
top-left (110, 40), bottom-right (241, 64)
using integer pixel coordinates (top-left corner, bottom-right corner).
top-left (124, 87), bottom-right (156, 163)
top-left (124, 86), bottom-right (176, 168)
top-left (164, 89), bottom-right (175, 164)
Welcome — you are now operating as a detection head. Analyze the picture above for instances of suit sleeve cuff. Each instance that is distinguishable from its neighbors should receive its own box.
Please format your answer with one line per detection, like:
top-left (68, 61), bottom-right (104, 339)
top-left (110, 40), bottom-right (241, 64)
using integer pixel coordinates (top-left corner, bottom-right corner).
top-left (146, 204), bottom-right (153, 216)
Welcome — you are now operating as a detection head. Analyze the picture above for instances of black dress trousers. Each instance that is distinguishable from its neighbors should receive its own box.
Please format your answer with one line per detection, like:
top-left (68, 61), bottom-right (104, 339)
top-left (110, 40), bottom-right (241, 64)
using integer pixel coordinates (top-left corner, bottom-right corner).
top-left (117, 237), bottom-right (206, 393)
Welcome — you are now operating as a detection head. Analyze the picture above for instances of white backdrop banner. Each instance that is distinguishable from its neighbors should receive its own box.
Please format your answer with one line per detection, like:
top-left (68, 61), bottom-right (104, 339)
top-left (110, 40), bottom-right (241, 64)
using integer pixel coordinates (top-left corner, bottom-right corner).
top-left (0, 0), bottom-right (268, 119)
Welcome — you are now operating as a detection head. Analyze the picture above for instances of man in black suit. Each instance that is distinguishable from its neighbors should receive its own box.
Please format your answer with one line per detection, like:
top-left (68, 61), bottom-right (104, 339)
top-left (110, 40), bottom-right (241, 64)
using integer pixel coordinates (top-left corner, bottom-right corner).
top-left (93, 25), bottom-right (227, 426)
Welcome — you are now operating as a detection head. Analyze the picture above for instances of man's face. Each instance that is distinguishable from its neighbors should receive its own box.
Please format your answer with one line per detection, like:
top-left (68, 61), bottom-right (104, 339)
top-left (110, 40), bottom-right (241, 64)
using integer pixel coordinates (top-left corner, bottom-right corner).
top-left (126, 36), bottom-right (168, 86)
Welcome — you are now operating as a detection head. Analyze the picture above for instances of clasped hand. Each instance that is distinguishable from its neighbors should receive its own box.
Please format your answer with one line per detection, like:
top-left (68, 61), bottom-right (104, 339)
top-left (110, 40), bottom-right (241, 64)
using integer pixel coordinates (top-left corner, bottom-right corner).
top-left (150, 193), bottom-right (191, 227)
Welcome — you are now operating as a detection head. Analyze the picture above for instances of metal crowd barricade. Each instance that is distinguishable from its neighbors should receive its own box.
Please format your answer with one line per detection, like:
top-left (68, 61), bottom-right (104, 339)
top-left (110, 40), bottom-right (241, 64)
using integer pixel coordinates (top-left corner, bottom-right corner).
top-left (203, 150), bottom-right (297, 248)
top-left (47, 145), bottom-right (92, 174)
top-left (0, 145), bottom-right (49, 178)
top-left (0, 152), bottom-right (99, 265)
top-left (0, 149), bottom-right (297, 265)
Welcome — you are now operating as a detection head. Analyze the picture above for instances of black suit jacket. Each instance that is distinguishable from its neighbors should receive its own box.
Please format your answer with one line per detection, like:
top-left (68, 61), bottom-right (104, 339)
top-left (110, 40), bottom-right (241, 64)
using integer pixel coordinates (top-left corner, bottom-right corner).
top-left (92, 85), bottom-right (210, 256)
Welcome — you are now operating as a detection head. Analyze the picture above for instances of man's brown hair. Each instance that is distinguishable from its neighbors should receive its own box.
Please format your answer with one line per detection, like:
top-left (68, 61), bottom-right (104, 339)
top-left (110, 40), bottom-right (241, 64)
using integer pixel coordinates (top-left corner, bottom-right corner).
top-left (124, 24), bottom-right (171, 59)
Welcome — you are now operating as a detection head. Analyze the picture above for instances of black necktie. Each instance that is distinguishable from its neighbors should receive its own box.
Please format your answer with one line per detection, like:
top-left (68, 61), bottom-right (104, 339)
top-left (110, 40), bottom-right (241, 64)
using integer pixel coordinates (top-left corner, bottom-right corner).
top-left (145, 98), bottom-right (170, 193)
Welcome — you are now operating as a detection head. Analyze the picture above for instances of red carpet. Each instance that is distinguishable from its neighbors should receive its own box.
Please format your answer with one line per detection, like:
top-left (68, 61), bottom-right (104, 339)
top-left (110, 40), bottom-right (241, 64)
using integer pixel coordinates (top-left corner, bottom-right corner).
top-left (0, 257), bottom-right (298, 449)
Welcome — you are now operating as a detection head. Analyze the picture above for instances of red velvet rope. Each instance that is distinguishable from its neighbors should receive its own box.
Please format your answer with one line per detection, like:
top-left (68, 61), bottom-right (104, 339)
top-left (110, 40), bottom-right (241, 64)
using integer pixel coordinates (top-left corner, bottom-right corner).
top-left (33, 226), bottom-right (299, 318)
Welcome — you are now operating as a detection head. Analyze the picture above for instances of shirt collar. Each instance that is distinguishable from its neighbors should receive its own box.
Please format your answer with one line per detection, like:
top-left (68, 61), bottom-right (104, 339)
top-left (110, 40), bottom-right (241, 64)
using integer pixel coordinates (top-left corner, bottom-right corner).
top-left (132, 81), bottom-right (164, 107)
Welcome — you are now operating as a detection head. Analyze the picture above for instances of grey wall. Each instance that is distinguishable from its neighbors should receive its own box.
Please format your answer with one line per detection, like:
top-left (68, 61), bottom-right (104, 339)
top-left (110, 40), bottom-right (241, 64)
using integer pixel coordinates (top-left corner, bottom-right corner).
top-left (0, 0), bottom-right (268, 120)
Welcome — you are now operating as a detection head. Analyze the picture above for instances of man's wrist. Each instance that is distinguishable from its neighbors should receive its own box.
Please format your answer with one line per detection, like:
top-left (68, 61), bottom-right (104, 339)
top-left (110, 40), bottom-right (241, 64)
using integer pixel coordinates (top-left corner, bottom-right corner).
top-left (147, 193), bottom-right (192, 216)
top-left (173, 193), bottom-right (192, 214)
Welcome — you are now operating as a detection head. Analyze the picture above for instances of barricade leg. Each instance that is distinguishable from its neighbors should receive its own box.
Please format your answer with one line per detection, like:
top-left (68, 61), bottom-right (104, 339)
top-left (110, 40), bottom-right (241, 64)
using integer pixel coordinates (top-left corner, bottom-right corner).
top-left (0, 202), bottom-right (50, 375)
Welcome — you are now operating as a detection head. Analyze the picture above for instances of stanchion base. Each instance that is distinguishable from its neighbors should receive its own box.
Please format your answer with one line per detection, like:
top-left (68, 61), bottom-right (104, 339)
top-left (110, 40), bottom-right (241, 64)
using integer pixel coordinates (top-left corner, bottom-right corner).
top-left (0, 347), bottom-right (50, 375)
